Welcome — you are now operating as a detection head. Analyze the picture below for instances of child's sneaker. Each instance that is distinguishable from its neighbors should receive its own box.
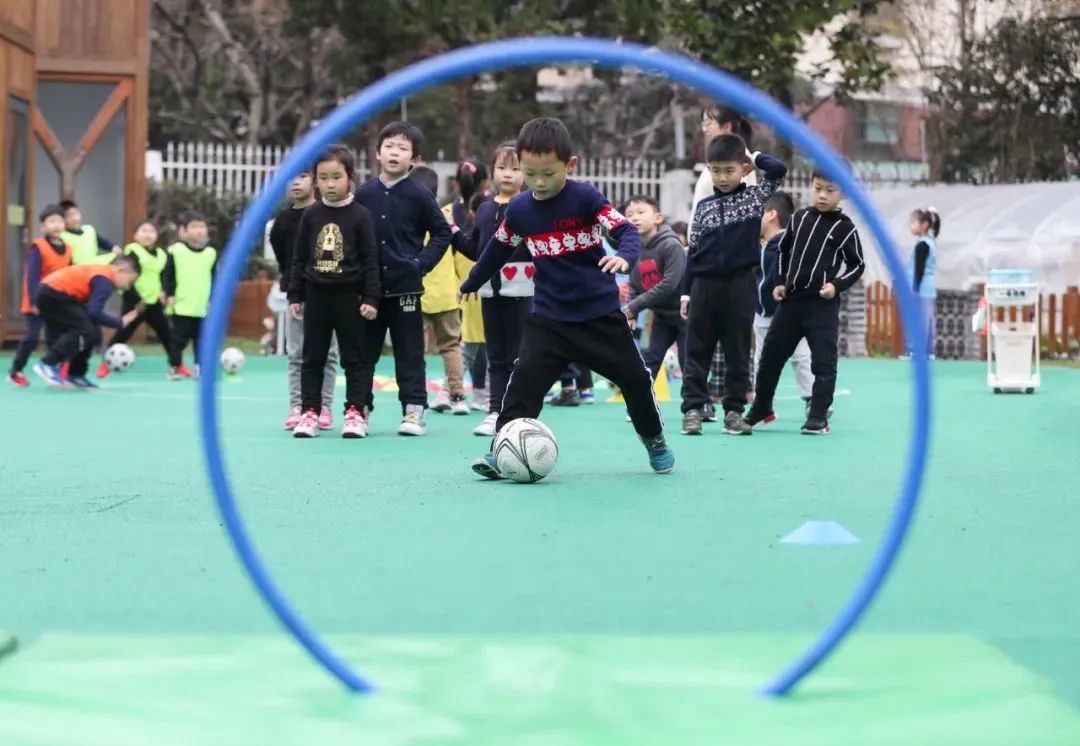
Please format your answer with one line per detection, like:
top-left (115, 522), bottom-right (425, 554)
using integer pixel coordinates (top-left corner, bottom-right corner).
top-left (95, 361), bottom-right (112, 379)
top-left (744, 409), bottom-right (777, 429)
top-left (473, 412), bottom-right (498, 437)
top-left (550, 389), bottom-right (580, 407)
top-left (431, 390), bottom-right (452, 413)
top-left (681, 409), bottom-right (703, 435)
top-left (723, 410), bottom-right (753, 436)
top-left (801, 417), bottom-right (830, 435)
top-left (168, 364), bottom-right (193, 381)
top-left (59, 362), bottom-right (70, 381)
top-left (292, 409), bottom-right (319, 438)
top-left (318, 407), bottom-right (333, 430)
top-left (33, 361), bottom-right (65, 388)
top-left (450, 394), bottom-right (470, 415)
top-left (398, 404), bottom-right (427, 436)
top-left (284, 406), bottom-right (302, 430)
top-left (642, 434), bottom-right (675, 474)
top-left (68, 375), bottom-right (100, 390)
top-left (579, 389), bottom-right (595, 404)
top-left (8, 371), bottom-right (29, 387)
top-left (702, 402), bottom-right (717, 422)
top-left (341, 406), bottom-right (368, 438)
top-left (471, 452), bottom-right (504, 480)
top-left (471, 388), bottom-right (489, 411)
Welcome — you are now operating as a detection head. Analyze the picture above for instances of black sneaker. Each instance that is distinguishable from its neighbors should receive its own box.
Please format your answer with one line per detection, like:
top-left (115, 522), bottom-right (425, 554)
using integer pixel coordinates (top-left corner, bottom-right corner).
top-left (744, 409), bottom-right (777, 429)
top-left (723, 410), bottom-right (753, 435)
top-left (681, 409), bottom-right (703, 435)
top-left (702, 402), bottom-right (718, 422)
top-left (550, 389), bottom-right (581, 407)
top-left (801, 417), bottom-right (830, 435)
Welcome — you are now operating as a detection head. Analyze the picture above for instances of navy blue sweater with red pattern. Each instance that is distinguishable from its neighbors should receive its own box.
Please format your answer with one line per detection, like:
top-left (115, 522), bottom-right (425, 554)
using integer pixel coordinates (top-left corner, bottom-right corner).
top-left (460, 180), bottom-right (642, 322)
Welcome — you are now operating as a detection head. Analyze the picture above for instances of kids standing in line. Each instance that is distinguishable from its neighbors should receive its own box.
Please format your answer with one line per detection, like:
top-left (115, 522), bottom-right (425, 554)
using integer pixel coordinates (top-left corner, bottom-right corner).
top-left (460, 117), bottom-right (675, 477)
top-left (287, 146), bottom-right (381, 438)
top-left (354, 121), bottom-right (452, 436)
top-left (907, 207), bottom-right (940, 359)
top-left (163, 211), bottom-right (216, 380)
top-left (271, 169), bottom-right (339, 431)
top-left (680, 134), bottom-right (786, 436)
top-left (59, 199), bottom-right (120, 265)
top-left (8, 205), bottom-right (72, 387)
top-left (96, 220), bottom-right (176, 378)
top-left (744, 169), bottom-right (865, 434)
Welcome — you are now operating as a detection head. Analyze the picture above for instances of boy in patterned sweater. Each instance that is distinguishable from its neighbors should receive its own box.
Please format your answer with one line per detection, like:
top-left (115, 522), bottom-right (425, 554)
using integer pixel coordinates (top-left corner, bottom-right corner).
top-left (679, 134), bottom-right (786, 436)
top-left (460, 118), bottom-right (675, 478)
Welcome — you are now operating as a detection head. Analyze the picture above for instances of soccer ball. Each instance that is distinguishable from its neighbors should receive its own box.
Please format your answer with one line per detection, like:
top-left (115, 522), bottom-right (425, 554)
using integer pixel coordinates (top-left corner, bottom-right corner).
top-left (493, 418), bottom-right (559, 483)
top-left (104, 343), bottom-right (135, 372)
top-left (220, 347), bottom-right (246, 375)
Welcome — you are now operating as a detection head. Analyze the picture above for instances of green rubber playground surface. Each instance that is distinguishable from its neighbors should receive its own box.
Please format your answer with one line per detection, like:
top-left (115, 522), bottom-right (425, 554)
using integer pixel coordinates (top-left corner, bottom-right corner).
top-left (1, 353), bottom-right (1077, 742)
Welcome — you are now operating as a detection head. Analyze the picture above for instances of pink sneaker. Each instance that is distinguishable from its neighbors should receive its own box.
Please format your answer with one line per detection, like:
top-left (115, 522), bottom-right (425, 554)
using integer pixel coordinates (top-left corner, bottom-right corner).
top-left (292, 409), bottom-right (319, 438)
top-left (341, 406), bottom-right (368, 439)
top-left (284, 406), bottom-right (302, 430)
top-left (318, 407), bottom-right (333, 430)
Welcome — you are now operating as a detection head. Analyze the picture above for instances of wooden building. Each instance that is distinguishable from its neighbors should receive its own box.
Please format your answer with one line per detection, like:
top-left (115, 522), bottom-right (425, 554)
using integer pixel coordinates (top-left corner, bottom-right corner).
top-left (1, 0), bottom-right (149, 342)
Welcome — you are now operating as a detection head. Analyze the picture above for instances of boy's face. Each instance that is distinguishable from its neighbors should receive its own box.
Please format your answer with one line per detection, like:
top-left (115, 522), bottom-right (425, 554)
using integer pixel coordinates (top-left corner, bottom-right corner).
top-left (520, 150), bottom-right (577, 201)
top-left (185, 220), bottom-right (209, 247)
top-left (134, 223), bottom-right (158, 247)
top-left (377, 135), bottom-right (417, 178)
top-left (288, 173), bottom-right (314, 202)
top-left (42, 214), bottom-right (66, 238)
top-left (115, 266), bottom-right (139, 290)
top-left (63, 207), bottom-right (82, 230)
top-left (493, 154), bottom-right (524, 195)
top-left (316, 159), bottom-right (350, 202)
top-left (709, 159), bottom-right (751, 193)
top-left (625, 200), bottom-right (663, 239)
top-left (811, 177), bottom-right (843, 212)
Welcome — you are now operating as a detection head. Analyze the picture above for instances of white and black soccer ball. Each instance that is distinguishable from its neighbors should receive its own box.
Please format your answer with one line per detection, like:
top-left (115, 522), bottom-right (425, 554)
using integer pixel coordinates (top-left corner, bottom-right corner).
top-left (104, 343), bottom-right (135, 372)
top-left (220, 347), bottom-right (246, 375)
top-left (493, 417), bottom-right (559, 483)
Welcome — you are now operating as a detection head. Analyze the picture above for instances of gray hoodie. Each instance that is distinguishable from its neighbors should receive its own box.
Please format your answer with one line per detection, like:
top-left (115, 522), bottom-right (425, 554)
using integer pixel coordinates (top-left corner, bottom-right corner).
top-left (626, 225), bottom-right (687, 322)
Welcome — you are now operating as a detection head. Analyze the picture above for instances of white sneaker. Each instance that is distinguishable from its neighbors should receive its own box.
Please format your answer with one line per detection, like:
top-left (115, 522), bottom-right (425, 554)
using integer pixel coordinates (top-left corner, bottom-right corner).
top-left (450, 395), bottom-right (470, 415)
top-left (473, 412), bottom-right (498, 436)
top-left (431, 390), bottom-right (451, 413)
top-left (284, 406), bottom-right (303, 430)
top-left (398, 404), bottom-right (427, 436)
top-left (292, 409), bottom-right (319, 438)
top-left (471, 388), bottom-right (489, 411)
top-left (341, 406), bottom-right (368, 438)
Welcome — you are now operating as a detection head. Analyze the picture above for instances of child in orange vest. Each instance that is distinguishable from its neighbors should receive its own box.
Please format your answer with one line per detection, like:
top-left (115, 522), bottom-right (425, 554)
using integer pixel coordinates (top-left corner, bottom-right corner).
top-left (8, 205), bottom-right (73, 387)
top-left (32, 255), bottom-right (140, 389)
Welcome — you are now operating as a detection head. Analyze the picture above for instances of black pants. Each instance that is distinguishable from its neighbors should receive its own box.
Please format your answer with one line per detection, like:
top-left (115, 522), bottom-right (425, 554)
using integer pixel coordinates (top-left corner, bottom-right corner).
top-left (498, 312), bottom-right (662, 438)
top-left (681, 270), bottom-right (755, 414)
top-left (301, 286), bottom-right (365, 412)
top-left (11, 313), bottom-right (52, 374)
top-left (560, 364), bottom-right (593, 390)
top-left (482, 295), bottom-right (532, 414)
top-left (37, 287), bottom-right (100, 377)
top-left (642, 314), bottom-right (686, 381)
top-left (171, 315), bottom-right (204, 367)
top-left (111, 292), bottom-right (177, 365)
top-left (752, 296), bottom-right (839, 420)
top-left (359, 293), bottom-right (425, 412)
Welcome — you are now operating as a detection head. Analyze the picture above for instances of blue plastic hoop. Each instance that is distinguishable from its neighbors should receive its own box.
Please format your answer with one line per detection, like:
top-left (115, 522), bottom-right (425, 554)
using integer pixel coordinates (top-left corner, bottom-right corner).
top-left (197, 36), bottom-right (931, 697)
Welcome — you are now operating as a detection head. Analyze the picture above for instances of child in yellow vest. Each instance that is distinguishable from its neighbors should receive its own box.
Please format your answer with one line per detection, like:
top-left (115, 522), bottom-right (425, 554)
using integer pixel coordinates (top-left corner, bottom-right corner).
top-left (163, 211), bottom-right (217, 380)
top-left (59, 199), bottom-right (120, 265)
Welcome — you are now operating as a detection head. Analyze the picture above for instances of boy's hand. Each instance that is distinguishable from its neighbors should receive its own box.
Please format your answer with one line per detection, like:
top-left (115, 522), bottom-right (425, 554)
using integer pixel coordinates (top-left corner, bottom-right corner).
top-left (457, 291), bottom-right (478, 304)
top-left (165, 296), bottom-right (175, 307)
top-left (289, 303), bottom-right (302, 320)
top-left (773, 286), bottom-right (787, 302)
top-left (680, 299), bottom-right (689, 320)
top-left (31, 306), bottom-right (39, 316)
top-left (621, 305), bottom-right (636, 329)
top-left (598, 255), bottom-right (629, 274)
top-left (819, 282), bottom-right (836, 300)
top-left (359, 303), bottom-right (378, 320)
top-left (159, 293), bottom-right (168, 304)
top-left (121, 310), bottom-right (139, 326)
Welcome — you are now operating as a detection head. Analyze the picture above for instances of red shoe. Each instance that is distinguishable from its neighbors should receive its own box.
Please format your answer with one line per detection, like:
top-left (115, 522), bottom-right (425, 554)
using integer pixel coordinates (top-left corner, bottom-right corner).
top-left (7, 371), bottom-right (29, 387)
top-left (59, 362), bottom-right (70, 381)
top-left (177, 363), bottom-right (194, 378)
top-left (95, 361), bottom-right (112, 379)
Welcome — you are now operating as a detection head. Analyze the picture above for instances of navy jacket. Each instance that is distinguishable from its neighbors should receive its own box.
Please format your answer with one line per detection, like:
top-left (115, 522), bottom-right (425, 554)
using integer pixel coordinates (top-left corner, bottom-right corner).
top-left (754, 231), bottom-right (783, 317)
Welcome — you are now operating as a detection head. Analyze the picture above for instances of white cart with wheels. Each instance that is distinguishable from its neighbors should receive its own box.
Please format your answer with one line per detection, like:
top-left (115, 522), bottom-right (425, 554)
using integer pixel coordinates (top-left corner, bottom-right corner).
top-left (984, 269), bottom-right (1040, 394)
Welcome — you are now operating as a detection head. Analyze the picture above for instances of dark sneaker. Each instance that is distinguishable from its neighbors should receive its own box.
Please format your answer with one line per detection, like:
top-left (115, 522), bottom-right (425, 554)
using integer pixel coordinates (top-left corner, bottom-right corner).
top-left (801, 417), bottom-right (830, 435)
top-left (642, 434), bottom-right (675, 474)
top-left (744, 409), bottom-right (777, 429)
top-left (550, 389), bottom-right (581, 407)
top-left (681, 409), bottom-right (703, 435)
top-left (68, 375), bottom-right (100, 390)
top-left (723, 410), bottom-right (753, 435)
top-left (702, 402), bottom-right (717, 422)
top-left (471, 452), bottom-right (505, 480)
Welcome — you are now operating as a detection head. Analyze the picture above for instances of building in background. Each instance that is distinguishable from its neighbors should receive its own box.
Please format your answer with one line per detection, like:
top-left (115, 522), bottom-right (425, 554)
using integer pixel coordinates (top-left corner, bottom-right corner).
top-left (0, 0), bottom-right (150, 343)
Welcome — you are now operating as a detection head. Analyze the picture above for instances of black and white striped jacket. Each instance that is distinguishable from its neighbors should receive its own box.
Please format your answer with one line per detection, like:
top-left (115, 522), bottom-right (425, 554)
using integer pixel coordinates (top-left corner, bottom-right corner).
top-left (777, 207), bottom-right (865, 298)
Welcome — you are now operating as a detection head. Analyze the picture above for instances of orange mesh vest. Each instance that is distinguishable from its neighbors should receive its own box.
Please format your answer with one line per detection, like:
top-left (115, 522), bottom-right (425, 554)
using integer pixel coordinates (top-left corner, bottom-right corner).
top-left (22, 238), bottom-right (72, 313)
top-left (41, 264), bottom-right (117, 302)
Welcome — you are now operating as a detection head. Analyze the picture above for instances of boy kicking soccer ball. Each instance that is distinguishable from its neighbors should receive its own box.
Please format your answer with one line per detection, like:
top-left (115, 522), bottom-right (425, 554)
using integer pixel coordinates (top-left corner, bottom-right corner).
top-left (460, 117), bottom-right (674, 478)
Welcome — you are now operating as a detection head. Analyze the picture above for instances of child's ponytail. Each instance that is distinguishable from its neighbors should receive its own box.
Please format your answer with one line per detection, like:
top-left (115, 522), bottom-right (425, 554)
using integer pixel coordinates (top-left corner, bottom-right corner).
top-left (926, 206), bottom-right (941, 237)
top-left (455, 159), bottom-right (488, 205)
